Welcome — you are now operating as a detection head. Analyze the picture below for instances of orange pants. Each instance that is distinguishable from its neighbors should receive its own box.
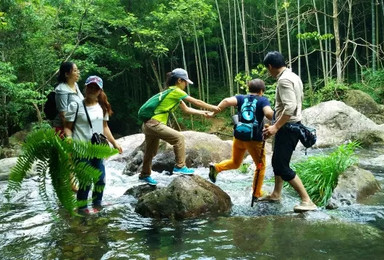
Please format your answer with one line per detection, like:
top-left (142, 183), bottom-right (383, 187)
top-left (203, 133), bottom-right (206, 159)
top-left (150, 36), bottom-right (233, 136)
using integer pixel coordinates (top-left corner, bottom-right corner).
top-left (215, 138), bottom-right (266, 197)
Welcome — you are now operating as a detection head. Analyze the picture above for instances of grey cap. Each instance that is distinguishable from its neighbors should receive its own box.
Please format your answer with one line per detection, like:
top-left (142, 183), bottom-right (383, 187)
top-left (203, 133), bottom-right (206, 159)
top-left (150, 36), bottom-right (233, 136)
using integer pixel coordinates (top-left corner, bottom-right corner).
top-left (171, 68), bottom-right (194, 84)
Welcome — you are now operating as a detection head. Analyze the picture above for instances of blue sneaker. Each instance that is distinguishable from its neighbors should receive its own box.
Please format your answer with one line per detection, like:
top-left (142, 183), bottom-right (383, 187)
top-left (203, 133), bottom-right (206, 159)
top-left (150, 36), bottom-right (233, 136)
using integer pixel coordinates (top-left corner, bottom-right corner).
top-left (173, 166), bottom-right (194, 175)
top-left (139, 176), bottom-right (158, 186)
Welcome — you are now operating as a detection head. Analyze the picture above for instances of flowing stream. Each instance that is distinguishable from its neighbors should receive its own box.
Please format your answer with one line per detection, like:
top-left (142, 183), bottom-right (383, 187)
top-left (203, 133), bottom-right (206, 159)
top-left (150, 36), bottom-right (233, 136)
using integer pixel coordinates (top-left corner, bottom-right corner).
top-left (1, 146), bottom-right (384, 259)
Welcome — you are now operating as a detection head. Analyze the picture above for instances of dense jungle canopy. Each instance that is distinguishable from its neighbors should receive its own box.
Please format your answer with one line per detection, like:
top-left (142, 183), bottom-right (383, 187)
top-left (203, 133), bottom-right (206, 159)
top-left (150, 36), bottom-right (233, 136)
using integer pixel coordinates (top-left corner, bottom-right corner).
top-left (0, 0), bottom-right (383, 146)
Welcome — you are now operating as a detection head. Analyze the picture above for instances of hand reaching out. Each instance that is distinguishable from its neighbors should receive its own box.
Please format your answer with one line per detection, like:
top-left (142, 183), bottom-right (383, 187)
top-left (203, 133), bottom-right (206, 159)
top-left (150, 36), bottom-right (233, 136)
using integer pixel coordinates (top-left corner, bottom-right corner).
top-left (204, 111), bottom-right (216, 118)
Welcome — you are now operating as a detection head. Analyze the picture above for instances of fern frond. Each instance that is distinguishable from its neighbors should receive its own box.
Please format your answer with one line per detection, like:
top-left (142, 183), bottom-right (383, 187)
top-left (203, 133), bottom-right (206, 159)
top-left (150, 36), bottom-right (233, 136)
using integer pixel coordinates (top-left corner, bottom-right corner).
top-left (71, 140), bottom-right (118, 160)
top-left (72, 160), bottom-right (103, 189)
top-left (6, 128), bottom-right (119, 217)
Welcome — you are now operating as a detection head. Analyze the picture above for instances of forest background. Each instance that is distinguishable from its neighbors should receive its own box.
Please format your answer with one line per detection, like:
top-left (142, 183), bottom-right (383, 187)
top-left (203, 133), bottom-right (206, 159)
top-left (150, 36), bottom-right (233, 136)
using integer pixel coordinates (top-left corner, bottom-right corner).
top-left (1, 0), bottom-right (383, 147)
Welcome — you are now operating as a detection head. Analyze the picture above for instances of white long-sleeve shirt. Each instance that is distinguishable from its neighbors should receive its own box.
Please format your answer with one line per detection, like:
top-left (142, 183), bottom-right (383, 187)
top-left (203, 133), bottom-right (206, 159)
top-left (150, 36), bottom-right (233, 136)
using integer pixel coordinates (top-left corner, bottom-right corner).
top-left (275, 68), bottom-right (303, 123)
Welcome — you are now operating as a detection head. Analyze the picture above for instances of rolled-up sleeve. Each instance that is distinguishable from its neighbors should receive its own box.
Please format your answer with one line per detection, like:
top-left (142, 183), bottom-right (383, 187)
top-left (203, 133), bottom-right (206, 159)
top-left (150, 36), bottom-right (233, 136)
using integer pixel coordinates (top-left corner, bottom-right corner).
top-left (65, 102), bottom-right (78, 122)
top-left (278, 79), bottom-right (297, 116)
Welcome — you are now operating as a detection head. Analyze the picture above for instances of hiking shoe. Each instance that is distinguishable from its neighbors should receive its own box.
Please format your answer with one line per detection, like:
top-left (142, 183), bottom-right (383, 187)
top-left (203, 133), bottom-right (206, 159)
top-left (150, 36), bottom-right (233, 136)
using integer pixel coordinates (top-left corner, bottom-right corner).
top-left (139, 176), bottom-right (158, 186)
top-left (209, 163), bottom-right (218, 183)
top-left (173, 166), bottom-right (194, 175)
top-left (293, 201), bottom-right (317, 213)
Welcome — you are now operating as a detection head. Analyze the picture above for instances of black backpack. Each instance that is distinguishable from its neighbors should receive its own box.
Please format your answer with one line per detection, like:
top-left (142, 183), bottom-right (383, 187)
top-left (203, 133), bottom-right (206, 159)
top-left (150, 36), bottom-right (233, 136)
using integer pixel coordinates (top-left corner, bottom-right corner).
top-left (44, 91), bottom-right (58, 120)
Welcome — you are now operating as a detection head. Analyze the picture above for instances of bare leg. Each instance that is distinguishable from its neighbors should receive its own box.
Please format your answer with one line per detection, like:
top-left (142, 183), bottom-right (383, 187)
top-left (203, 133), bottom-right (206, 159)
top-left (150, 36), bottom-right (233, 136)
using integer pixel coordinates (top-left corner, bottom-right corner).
top-left (269, 175), bottom-right (284, 199)
top-left (288, 175), bottom-right (312, 203)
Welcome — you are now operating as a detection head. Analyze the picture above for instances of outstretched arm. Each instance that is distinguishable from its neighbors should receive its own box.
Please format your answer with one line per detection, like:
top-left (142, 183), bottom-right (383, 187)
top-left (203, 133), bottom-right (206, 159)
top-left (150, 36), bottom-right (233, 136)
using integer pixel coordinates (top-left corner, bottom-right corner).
top-left (179, 101), bottom-right (210, 117)
top-left (183, 95), bottom-right (220, 113)
top-left (216, 96), bottom-right (237, 113)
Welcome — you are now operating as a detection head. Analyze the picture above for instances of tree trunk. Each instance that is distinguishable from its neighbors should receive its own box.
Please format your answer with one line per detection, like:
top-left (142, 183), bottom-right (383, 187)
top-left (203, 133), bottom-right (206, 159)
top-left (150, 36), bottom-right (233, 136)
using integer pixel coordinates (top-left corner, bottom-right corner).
top-left (234, 0), bottom-right (239, 93)
top-left (303, 40), bottom-right (314, 106)
top-left (312, 0), bottom-right (327, 85)
top-left (241, 0), bottom-right (249, 76)
top-left (297, 0), bottom-right (301, 78)
top-left (324, 0), bottom-right (329, 79)
top-left (333, 0), bottom-right (342, 82)
top-left (371, 0), bottom-right (376, 72)
top-left (215, 0), bottom-right (234, 97)
top-left (284, 1), bottom-right (292, 68)
top-left (276, 0), bottom-right (282, 53)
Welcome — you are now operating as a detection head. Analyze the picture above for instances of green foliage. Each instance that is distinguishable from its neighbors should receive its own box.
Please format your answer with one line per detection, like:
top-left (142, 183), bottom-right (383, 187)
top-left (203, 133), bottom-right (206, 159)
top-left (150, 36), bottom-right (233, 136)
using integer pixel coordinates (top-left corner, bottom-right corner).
top-left (234, 65), bottom-right (275, 106)
top-left (353, 68), bottom-right (384, 104)
top-left (5, 128), bottom-right (118, 216)
top-left (234, 64), bottom-right (269, 92)
top-left (291, 142), bottom-right (360, 207)
top-left (311, 79), bottom-right (348, 104)
top-left (0, 62), bottom-right (44, 141)
top-left (239, 163), bottom-right (250, 174)
top-left (297, 31), bottom-right (334, 41)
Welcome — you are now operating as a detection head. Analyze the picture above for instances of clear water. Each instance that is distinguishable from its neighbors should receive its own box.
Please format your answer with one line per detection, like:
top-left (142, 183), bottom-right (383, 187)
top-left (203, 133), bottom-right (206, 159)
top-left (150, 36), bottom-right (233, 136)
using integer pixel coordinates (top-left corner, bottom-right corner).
top-left (1, 147), bottom-right (384, 260)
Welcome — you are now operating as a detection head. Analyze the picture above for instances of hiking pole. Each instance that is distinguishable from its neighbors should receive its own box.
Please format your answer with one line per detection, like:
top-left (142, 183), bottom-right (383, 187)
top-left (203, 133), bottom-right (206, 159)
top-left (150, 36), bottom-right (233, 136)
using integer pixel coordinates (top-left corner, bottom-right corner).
top-left (251, 123), bottom-right (269, 207)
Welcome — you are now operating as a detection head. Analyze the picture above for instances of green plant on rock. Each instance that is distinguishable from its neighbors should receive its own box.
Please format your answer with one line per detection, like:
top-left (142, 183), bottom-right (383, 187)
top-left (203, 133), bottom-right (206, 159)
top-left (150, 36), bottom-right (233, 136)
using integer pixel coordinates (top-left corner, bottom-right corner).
top-left (239, 163), bottom-right (250, 174)
top-left (5, 128), bottom-right (118, 216)
top-left (291, 142), bottom-right (360, 207)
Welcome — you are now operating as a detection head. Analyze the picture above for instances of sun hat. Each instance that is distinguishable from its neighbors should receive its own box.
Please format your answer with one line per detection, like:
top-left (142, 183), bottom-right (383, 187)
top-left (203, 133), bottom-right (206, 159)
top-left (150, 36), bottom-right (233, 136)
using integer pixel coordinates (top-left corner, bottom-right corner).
top-left (171, 68), bottom-right (194, 84)
top-left (85, 75), bottom-right (103, 89)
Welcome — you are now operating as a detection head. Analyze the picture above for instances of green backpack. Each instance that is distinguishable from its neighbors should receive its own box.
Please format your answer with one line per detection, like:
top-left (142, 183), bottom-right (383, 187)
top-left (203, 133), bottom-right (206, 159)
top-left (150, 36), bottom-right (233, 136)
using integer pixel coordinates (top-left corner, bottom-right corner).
top-left (138, 88), bottom-right (175, 122)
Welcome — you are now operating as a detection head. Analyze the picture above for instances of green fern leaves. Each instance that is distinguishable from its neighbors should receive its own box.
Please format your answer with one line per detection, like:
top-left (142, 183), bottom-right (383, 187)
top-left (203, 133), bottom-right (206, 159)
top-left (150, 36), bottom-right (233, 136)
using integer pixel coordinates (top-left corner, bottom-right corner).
top-left (5, 128), bottom-right (119, 216)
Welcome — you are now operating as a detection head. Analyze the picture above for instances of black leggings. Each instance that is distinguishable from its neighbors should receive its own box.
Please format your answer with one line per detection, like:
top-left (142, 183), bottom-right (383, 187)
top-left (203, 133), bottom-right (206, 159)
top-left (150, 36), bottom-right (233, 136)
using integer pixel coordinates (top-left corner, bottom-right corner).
top-left (272, 124), bottom-right (300, 181)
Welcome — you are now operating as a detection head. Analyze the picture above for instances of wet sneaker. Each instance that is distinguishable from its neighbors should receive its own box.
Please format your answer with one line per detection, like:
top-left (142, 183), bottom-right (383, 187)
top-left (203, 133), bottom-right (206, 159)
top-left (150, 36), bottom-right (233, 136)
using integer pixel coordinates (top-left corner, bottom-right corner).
top-left (293, 201), bottom-right (317, 213)
top-left (209, 163), bottom-right (218, 183)
top-left (173, 166), bottom-right (194, 175)
top-left (139, 176), bottom-right (158, 186)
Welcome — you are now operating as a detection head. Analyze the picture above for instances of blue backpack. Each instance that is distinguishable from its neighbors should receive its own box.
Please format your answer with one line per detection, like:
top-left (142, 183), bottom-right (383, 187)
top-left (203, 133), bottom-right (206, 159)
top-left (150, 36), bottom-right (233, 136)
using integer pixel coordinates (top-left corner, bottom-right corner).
top-left (233, 95), bottom-right (261, 141)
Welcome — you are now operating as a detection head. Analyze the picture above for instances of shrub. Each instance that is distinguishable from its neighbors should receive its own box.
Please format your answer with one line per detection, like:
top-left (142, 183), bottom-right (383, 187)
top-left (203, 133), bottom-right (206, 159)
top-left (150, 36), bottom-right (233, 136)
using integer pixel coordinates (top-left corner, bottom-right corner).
top-left (290, 142), bottom-right (360, 207)
top-left (353, 68), bottom-right (384, 104)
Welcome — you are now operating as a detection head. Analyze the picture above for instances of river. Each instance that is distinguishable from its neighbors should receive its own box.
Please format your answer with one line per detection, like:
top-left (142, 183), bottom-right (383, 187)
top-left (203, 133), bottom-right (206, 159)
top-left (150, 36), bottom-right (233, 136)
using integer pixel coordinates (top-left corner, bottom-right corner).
top-left (1, 146), bottom-right (383, 259)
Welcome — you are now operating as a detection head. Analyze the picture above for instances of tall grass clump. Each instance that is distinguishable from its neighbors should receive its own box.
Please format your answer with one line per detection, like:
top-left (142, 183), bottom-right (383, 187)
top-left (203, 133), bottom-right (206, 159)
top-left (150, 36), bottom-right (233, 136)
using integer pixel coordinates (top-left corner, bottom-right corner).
top-left (292, 142), bottom-right (360, 207)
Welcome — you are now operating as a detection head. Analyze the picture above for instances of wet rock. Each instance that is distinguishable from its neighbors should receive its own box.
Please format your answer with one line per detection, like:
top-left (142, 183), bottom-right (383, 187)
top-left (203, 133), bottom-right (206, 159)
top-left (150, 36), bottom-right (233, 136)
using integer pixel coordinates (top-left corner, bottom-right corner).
top-left (135, 175), bottom-right (232, 219)
top-left (343, 89), bottom-right (384, 124)
top-left (0, 157), bottom-right (38, 181)
top-left (359, 154), bottom-right (384, 172)
top-left (327, 166), bottom-right (381, 209)
top-left (108, 133), bottom-right (145, 163)
top-left (122, 131), bottom-right (232, 176)
top-left (124, 184), bottom-right (157, 198)
top-left (302, 100), bottom-right (384, 147)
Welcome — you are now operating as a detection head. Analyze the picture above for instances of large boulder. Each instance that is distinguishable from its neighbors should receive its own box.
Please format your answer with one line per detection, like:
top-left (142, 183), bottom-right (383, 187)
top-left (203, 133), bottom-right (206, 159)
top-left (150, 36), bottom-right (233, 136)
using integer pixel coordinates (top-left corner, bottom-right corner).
top-left (343, 89), bottom-right (384, 124)
top-left (327, 166), bottom-right (381, 209)
top-left (135, 175), bottom-right (232, 219)
top-left (0, 157), bottom-right (39, 181)
top-left (302, 100), bottom-right (384, 147)
top-left (0, 157), bottom-right (18, 181)
top-left (123, 131), bottom-right (232, 175)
